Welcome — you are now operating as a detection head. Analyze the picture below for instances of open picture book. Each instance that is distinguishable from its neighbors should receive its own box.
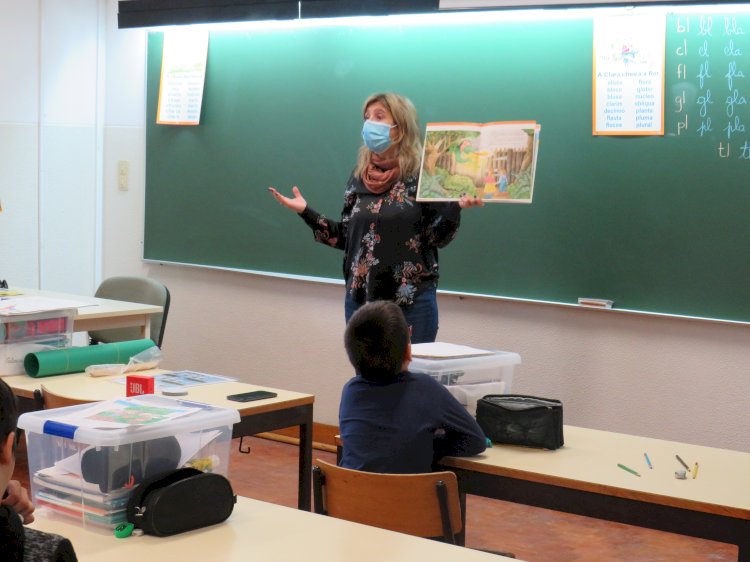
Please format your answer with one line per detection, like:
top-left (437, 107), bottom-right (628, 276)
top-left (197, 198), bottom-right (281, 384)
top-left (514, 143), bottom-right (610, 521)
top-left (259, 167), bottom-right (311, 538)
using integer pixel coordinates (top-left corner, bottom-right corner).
top-left (416, 121), bottom-right (540, 203)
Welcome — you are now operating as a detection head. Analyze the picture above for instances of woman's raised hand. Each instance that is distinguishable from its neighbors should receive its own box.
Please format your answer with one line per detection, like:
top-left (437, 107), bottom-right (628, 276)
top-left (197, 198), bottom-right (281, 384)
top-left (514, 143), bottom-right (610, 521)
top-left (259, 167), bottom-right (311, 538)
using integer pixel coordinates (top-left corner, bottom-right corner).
top-left (268, 186), bottom-right (307, 214)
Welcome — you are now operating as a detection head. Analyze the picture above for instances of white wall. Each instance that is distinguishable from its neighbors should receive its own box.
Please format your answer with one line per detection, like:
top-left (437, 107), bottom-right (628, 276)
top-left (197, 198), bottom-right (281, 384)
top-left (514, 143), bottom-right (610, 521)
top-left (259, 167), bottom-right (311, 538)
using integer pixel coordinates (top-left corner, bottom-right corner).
top-left (0, 0), bottom-right (101, 295)
top-left (5, 0), bottom-right (750, 453)
top-left (0, 0), bottom-right (40, 287)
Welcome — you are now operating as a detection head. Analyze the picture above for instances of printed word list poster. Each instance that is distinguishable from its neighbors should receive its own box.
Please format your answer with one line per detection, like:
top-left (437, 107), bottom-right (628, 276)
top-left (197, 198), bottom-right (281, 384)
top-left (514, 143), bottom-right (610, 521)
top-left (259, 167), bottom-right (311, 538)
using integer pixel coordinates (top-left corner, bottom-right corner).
top-left (157, 29), bottom-right (209, 125)
top-left (593, 14), bottom-right (666, 135)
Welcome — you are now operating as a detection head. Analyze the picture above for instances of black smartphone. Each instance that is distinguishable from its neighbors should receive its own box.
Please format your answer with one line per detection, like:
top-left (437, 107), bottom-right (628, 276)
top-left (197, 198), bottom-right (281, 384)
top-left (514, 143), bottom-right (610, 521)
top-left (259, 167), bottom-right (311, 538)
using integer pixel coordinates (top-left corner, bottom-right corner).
top-left (226, 390), bottom-right (278, 402)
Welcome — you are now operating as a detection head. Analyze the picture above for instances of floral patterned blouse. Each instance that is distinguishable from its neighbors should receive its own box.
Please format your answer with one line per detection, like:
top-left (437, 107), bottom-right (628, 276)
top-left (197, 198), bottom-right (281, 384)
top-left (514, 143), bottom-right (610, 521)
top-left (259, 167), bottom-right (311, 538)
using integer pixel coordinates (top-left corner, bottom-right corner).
top-left (299, 172), bottom-right (461, 306)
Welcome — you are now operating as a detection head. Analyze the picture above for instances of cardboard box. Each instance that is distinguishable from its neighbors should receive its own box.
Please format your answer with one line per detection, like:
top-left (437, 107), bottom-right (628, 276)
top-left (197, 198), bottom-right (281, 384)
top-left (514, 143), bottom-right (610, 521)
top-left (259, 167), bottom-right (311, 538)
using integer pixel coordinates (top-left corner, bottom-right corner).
top-left (0, 309), bottom-right (75, 376)
top-left (17, 395), bottom-right (240, 529)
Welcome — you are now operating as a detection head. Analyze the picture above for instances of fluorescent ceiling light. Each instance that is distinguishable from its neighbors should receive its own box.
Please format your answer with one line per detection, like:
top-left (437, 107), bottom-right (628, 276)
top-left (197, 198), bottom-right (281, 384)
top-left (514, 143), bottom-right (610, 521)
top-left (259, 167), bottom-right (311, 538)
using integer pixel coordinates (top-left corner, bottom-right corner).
top-left (121, 0), bottom-right (750, 30)
top-left (139, 1), bottom-right (750, 32)
top-left (440, 0), bottom-right (750, 8)
top-left (118, 0), bottom-right (439, 29)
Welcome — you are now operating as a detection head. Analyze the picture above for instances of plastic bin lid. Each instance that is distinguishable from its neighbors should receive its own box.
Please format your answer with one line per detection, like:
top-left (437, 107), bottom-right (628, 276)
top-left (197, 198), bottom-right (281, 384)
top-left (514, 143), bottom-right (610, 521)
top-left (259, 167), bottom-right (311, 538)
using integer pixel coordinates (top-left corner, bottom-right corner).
top-left (0, 307), bottom-right (77, 322)
top-left (410, 343), bottom-right (520, 374)
top-left (18, 394), bottom-right (240, 446)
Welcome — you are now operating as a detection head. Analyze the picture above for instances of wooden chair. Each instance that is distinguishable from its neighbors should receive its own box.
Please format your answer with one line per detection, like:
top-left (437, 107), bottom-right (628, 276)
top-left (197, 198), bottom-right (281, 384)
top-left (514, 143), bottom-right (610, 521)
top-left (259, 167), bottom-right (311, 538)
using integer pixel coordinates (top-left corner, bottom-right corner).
top-left (33, 385), bottom-right (94, 410)
top-left (312, 459), bottom-right (514, 557)
top-left (89, 276), bottom-right (171, 347)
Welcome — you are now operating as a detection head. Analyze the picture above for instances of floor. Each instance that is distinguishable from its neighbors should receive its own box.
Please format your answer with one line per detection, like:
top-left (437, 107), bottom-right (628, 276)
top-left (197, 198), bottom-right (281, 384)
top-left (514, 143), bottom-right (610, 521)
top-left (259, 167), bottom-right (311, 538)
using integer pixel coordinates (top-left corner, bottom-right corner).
top-left (16, 436), bottom-right (737, 561)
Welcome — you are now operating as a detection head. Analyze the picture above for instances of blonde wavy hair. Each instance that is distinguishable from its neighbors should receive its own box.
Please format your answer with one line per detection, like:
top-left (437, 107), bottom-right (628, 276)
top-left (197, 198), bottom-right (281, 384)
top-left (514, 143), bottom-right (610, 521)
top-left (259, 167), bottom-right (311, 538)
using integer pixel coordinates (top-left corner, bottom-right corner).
top-left (354, 92), bottom-right (423, 180)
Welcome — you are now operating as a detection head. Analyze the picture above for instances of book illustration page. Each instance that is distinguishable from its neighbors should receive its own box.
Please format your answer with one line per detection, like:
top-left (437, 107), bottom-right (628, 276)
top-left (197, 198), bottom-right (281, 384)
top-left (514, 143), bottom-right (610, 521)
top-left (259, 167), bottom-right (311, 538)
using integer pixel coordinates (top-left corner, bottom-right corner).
top-left (417, 122), bottom-right (539, 203)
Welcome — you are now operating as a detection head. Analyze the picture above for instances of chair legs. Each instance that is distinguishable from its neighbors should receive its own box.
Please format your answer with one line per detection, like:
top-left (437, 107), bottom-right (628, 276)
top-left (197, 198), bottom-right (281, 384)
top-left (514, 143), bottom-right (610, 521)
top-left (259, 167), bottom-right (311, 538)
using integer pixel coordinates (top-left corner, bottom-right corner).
top-left (435, 480), bottom-right (457, 544)
top-left (312, 466), bottom-right (326, 515)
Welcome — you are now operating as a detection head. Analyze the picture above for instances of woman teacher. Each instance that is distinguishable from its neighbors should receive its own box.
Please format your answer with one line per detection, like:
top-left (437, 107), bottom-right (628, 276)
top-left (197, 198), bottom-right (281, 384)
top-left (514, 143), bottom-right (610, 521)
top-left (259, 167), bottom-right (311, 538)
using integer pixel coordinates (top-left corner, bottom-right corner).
top-left (269, 92), bottom-right (482, 343)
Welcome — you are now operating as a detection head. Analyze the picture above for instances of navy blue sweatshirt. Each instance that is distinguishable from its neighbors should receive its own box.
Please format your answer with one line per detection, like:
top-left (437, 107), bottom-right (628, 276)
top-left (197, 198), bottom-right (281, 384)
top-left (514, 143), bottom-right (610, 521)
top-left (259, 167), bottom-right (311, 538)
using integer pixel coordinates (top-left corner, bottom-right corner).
top-left (339, 371), bottom-right (486, 473)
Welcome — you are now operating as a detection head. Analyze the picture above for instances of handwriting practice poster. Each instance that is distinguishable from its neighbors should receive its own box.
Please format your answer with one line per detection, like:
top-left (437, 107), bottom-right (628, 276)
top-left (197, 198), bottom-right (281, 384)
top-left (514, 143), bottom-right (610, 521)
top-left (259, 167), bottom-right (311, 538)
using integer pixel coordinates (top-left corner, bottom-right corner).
top-left (593, 14), bottom-right (666, 135)
top-left (671, 13), bottom-right (749, 161)
top-left (157, 29), bottom-right (209, 125)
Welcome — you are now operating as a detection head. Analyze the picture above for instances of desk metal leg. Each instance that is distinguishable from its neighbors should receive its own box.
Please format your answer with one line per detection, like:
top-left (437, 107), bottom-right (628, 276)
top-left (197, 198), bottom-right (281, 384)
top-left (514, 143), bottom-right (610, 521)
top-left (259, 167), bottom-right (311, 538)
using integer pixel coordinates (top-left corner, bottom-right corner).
top-left (232, 403), bottom-right (314, 511)
top-left (298, 416), bottom-right (313, 511)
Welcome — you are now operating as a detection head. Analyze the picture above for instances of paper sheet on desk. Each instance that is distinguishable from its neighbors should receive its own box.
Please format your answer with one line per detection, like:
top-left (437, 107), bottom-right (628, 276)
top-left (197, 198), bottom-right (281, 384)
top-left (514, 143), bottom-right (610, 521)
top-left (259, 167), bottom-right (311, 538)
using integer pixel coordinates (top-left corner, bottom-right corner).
top-left (411, 342), bottom-right (496, 359)
top-left (109, 371), bottom-right (237, 389)
top-left (446, 381), bottom-right (505, 417)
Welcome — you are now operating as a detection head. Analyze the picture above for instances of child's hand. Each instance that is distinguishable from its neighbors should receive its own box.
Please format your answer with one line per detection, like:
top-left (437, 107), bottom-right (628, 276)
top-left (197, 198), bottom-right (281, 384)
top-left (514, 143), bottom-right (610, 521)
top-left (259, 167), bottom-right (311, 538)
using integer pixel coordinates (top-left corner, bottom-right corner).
top-left (2, 480), bottom-right (35, 524)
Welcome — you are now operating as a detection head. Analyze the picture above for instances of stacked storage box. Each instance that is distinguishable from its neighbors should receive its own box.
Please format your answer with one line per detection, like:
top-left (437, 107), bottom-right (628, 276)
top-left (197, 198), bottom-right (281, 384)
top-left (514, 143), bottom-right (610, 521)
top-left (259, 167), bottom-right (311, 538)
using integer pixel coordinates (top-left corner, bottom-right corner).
top-left (0, 309), bottom-right (75, 376)
top-left (18, 394), bottom-right (240, 529)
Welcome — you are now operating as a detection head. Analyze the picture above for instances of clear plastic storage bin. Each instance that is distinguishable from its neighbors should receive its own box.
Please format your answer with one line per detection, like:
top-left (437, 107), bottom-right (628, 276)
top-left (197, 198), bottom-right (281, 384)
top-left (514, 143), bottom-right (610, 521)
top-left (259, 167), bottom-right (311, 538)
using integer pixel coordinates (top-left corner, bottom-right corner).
top-left (410, 343), bottom-right (521, 416)
top-left (0, 309), bottom-right (75, 376)
top-left (17, 394), bottom-right (240, 529)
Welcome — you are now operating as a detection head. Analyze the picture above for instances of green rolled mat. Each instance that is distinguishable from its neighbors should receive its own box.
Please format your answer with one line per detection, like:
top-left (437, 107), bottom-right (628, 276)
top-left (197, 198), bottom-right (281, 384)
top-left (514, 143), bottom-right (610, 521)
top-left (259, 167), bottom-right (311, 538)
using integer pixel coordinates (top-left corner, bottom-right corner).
top-left (24, 338), bottom-right (156, 377)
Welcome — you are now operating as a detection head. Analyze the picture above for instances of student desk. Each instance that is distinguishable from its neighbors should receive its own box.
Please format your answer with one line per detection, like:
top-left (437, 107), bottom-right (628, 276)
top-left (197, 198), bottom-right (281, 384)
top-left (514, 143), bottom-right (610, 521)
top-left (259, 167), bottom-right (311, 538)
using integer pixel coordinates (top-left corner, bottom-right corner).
top-left (14, 287), bottom-right (163, 339)
top-left (6, 370), bottom-right (315, 510)
top-left (29, 496), bottom-right (517, 561)
top-left (439, 425), bottom-right (750, 561)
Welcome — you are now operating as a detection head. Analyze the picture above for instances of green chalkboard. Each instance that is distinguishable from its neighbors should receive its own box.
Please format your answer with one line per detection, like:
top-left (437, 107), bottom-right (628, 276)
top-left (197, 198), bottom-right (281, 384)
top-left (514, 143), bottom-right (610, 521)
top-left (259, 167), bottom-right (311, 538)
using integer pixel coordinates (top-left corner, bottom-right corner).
top-left (145, 12), bottom-right (750, 322)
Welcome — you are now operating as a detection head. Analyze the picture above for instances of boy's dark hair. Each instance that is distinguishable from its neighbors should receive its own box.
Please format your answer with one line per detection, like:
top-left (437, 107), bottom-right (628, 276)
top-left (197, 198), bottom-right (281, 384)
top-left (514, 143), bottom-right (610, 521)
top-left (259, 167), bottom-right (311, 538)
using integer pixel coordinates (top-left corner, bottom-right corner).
top-left (344, 301), bottom-right (409, 382)
top-left (0, 378), bottom-right (18, 452)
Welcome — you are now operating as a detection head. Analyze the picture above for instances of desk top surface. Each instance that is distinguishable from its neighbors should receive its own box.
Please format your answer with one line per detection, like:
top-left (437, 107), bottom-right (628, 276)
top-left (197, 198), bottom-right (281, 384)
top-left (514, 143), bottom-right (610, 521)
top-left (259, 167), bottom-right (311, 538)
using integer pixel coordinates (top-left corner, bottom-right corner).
top-left (28, 496), bottom-right (514, 561)
top-left (15, 287), bottom-right (163, 319)
top-left (5, 369), bottom-right (314, 414)
top-left (441, 425), bottom-right (750, 520)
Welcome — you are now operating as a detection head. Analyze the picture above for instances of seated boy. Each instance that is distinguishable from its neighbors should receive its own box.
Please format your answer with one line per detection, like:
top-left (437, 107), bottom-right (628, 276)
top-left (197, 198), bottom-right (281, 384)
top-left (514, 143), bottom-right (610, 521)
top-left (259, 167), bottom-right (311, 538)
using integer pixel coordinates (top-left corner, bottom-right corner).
top-left (339, 301), bottom-right (486, 473)
top-left (0, 378), bottom-right (78, 561)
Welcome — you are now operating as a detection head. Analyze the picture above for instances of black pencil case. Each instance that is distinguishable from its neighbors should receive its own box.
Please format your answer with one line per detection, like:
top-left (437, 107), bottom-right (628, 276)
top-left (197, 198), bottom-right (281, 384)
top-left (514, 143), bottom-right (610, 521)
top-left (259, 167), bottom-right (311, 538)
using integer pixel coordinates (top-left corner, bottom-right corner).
top-left (126, 467), bottom-right (236, 536)
top-left (476, 394), bottom-right (564, 450)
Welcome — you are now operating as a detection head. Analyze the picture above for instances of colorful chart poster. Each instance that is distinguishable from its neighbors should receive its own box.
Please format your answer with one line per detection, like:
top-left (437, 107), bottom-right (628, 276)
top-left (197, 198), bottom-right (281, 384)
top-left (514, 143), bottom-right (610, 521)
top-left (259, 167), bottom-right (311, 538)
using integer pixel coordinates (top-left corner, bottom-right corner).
top-left (156, 29), bottom-right (209, 125)
top-left (593, 14), bottom-right (666, 135)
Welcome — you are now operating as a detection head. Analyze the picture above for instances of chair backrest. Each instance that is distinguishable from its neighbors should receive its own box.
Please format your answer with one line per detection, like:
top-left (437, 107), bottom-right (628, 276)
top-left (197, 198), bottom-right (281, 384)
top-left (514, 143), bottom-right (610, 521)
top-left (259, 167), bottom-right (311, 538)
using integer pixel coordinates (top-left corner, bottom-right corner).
top-left (89, 276), bottom-right (170, 347)
top-left (36, 385), bottom-right (94, 409)
top-left (312, 459), bottom-right (463, 543)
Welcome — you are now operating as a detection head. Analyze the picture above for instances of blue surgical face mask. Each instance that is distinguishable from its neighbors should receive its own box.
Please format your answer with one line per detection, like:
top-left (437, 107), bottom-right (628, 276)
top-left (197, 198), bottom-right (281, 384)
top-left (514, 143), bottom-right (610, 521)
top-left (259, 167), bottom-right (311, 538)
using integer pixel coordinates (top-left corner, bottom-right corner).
top-left (362, 120), bottom-right (396, 154)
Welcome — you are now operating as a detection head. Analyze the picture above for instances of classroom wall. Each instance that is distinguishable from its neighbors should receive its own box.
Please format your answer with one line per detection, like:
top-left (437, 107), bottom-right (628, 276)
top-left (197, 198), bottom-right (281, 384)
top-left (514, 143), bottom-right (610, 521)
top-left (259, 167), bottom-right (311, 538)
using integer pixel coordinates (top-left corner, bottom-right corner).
top-left (0, 0), bottom-right (101, 297)
top-left (0, 1), bottom-right (39, 286)
top-left (5, 0), bottom-right (750, 452)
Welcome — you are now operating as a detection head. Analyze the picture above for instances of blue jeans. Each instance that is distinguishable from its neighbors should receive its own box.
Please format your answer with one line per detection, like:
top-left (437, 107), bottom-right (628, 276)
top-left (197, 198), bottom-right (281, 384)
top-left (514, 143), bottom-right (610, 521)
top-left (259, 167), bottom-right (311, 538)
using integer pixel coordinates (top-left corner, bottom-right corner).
top-left (344, 287), bottom-right (438, 344)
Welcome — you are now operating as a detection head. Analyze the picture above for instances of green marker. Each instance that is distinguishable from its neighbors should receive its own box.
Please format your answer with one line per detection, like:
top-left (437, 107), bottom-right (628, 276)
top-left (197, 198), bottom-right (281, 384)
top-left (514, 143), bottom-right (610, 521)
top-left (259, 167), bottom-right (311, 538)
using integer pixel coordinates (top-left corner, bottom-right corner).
top-left (617, 463), bottom-right (641, 477)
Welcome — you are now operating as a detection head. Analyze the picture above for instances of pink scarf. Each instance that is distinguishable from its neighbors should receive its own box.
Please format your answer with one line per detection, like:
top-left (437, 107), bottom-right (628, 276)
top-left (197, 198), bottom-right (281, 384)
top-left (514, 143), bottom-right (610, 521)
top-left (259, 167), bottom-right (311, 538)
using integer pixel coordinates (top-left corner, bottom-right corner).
top-left (362, 153), bottom-right (401, 194)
